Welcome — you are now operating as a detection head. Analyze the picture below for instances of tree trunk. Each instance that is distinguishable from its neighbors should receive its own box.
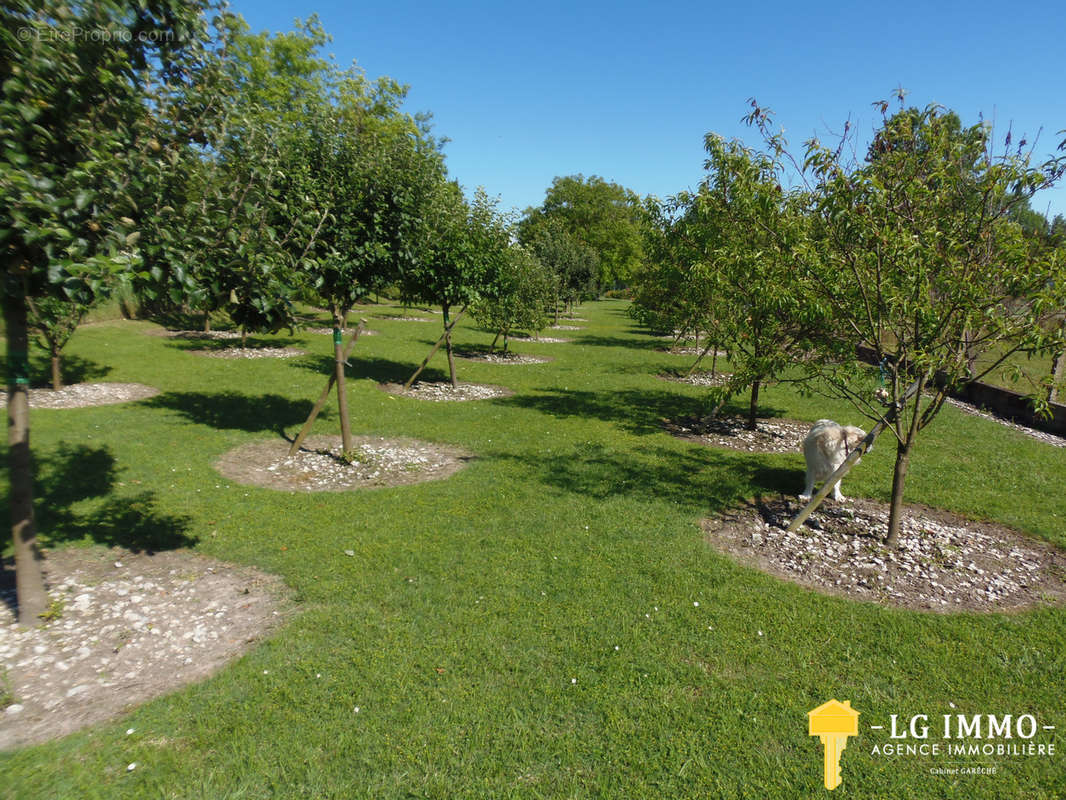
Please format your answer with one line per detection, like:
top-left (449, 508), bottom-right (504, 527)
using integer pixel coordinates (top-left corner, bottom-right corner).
top-left (490, 330), bottom-right (500, 354)
top-left (711, 346), bottom-right (718, 379)
top-left (442, 304), bottom-right (457, 389)
top-left (503, 327), bottom-right (510, 353)
top-left (332, 306), bottom-right (353, 454)
top-left (4, 294), bottom-right (48, 624)
top-left (203, 311), bottom-right (211, 333)
top-left (1049, 349), bottom-right (1065, 405)
top-left (886, 441), bottom-right (912, 548)
top-left (51, 352), bottom-right (62, 392)
top-left (241, 328), bottom-right (247, 349)
top-left (746, 379), bottom-right (761, 431)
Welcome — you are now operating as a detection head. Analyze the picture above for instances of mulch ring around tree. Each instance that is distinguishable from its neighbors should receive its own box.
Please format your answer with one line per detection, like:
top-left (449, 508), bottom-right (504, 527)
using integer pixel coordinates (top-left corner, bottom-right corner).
top-left (549, 325), bottom-right (583, 331)
top-left (376, 314), bottom-right (431, 322)
top-left (658, 345), bottom-right (729, 357)
top-left (188, 346), bottom-right (306, 359)
top-left (658, 370), bottom-right (732, 388)
top-left (702, 496), bottom-right (1066, 613)
top-left (0, 546), bottom-right (288, 750)
top-left (215, 434), bottom-right (474, 492)
top-left (0, 383), bottom-right (160, 409)
top-left (510, 336), bottom-right (572, 344)
top-left (664, 414), bottom-right (809, 454)
top-left (454, 350), bottom-right (553, 365)
top-left (378, 381), bottom-right (515, 402)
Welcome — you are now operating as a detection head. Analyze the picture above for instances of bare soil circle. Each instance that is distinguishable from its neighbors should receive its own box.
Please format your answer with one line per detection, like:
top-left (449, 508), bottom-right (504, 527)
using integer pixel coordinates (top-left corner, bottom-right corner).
top-left (702, 496), bottom-right (1066, 613)
top-left (378, 381), bottom-right (514, 402)
top-left (0, 383), bottom-right (160, 410)
top-left (665, 415), bottom-right (810, 454)
top-left (214, 434), bottom-right (473, 492)
top-left (0, 546), bottom-right (288, 750)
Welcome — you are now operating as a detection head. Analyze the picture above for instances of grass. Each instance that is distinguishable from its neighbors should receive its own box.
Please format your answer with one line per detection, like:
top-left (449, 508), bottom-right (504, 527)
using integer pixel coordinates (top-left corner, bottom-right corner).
top-left (1, 300), bottom-right (1065, 798)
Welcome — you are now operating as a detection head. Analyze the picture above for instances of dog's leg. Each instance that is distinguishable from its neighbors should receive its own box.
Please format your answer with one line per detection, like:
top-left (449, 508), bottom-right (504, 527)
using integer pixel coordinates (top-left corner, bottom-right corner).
top-left (799, 471), bottom-right (815, 502)
top-left (831, 480), bottom-right (846, 502)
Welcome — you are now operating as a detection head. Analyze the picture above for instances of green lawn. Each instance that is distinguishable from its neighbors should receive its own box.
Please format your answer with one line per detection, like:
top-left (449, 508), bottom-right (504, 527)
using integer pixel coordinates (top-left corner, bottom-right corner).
top-left (2, 300), bottom-right (1065, 799)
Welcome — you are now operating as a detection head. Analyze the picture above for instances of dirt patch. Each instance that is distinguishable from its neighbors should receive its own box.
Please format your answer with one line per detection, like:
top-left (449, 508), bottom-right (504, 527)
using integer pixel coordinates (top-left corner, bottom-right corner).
top-left (659, 371), bottom-right (732, 388)
top-left (665, 415), bottom-right (810, 454)
top-left (0, 547), bottom-right (288, 750)
top-left (379, 381), bottom-right (514, 402)
top-left (702, 497), bottom-right (1066, 613)
top-left (214, 435), bottom-right (473, 492)
top-left (455, 351), bottom-right (553, 365)
top-left (0, 383), bottom-right (160, 410)
top-left (189, 347), bottom-right (305, 359)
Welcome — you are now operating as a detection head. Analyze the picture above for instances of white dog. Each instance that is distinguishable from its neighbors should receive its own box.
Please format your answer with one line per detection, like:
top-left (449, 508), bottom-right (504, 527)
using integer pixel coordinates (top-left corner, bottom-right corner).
top-left (799, 420), bottom-right (867, 502)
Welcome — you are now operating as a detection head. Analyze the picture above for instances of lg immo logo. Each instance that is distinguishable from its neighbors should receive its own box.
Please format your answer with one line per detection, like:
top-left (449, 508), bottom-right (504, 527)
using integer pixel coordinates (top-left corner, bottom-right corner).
top-left (807, 699), bottom-right (1057, 790)
top-left (808, 699), bottom-right (859, 790)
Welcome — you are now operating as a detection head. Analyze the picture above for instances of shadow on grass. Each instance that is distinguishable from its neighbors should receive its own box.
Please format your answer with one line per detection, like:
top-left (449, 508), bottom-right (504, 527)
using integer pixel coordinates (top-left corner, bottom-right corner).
top-left (500, 387), bottom-right (786, 436)
top-left (143, 391), bottom-right (316, 435)
top-left (570, 334), bottom-right (666, 351)
top-left (164, 335), bottom-right (302, 353)
top-left (288, 354), bottom-right (450, 386)
top-left (490, 442), bottom-right (799, 509)
top-left (0, 354), bottom-right (112, 389)
top-left (0, 443), bottom-right (195, 612)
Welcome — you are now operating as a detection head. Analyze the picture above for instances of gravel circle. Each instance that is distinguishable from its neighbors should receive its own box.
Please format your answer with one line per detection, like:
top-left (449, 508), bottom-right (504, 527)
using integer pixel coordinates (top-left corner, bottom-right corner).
top-left (304, 327), bottom-right (378, 336)
top-left (659, 371), bottom-right (732, 388)
top-left (377, 315), bottom-right (431, 322)
top-left (379, 381), bottom-right (514, 402)
top-left (0, 383), bottom-right (160, 410)
top-left (189, 347), bottom-right (306, 359)
top-left (665, 415), bottom-right (810, 454)
top-left (702, 497), bottom-right (1066, 613)
top-left (549, 325), bottom-right (583, 331)
top-left (945, 397), bottom-right (1065, 448)
top-left (214, 435), bottom-right (473, 492)
top-left (455, 351), bottom-right (552, 365)
top-left (658, 346), bottom-right (729, 356)
top-left (510, 336), bottom-right (572, 344)
top-left (0, 547), bottom-right (287, 750)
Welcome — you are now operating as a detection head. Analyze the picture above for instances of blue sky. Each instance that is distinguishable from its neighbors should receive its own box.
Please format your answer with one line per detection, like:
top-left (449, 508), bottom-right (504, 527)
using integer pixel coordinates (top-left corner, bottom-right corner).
top-left (229, 0), bottom-right (1066, 220)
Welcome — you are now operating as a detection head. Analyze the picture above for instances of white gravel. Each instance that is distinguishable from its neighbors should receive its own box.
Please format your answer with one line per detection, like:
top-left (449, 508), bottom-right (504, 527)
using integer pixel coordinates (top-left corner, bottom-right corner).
top-left (945, 397), bottom-right (1065, 448)
top-left (660, 371), bottom-right (732, 388)
top-left (384, 381), bottom-right (513, 402)
top-left (0, 550), bottom-right (284, 749)
top-left (191, 347), bottom-right (305, 359)
top-left (510, 336), bottom-right (572, 344)
top-left (668, 416), bottom-right (809, 454)
top-left (704, 498), bottom-right (1066, 612)
top-left (0, 383), bottom-right (160, 409)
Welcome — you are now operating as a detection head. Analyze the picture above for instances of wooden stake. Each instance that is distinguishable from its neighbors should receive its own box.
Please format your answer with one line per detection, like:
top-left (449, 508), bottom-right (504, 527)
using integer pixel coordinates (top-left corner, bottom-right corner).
top-left (287, 320), bottom-right (366, 457)
top-left (787, 377), bottom-right (921, 533)
top-left (403, 306), bottom-right (466, 390)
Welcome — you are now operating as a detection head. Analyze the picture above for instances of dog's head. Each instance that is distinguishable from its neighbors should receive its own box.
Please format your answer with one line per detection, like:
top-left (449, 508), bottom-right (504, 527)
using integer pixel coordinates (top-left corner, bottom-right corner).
top-left (842, 425), bottom-right (867, 453)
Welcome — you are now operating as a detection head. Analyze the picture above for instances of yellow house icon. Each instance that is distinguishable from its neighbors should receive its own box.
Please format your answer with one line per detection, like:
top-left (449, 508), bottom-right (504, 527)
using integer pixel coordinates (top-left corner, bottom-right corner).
top-left (808, 699), bottom-right (860, 790)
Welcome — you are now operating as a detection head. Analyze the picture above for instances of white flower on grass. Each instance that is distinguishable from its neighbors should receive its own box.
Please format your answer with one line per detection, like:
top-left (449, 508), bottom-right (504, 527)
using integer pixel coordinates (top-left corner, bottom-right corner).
top-left (127, 763), bottom-right (137, 772)
top-left (354, 707), bottom-right (360, 713)
top-left (693, 602), bottom-right (699, 607)
top-left (571, 678), bottom-right (577, 684)
top-left (614, 645), bottom-right (620, 651)
top-left (757, 630), bottom-right (763, 637)
top-left (126, 728), bottom-right (134, 735)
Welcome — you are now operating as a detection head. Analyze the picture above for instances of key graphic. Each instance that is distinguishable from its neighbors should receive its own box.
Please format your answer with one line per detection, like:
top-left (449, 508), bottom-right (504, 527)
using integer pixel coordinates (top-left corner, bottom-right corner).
top-left (808, 699), bottom-right (859, 790)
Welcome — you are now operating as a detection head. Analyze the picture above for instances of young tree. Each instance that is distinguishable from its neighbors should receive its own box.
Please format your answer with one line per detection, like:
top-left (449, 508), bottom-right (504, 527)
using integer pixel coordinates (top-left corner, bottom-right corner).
top-left (27, 294), bottom-right (95, 391)
top-left (1, 0), bottom-right (216, 622)
top-left (403, 185), bottom-right (511, 388)
top-left (793, 96), bottom-right (1066, 545)
top-left (521, 218), bottom-right (597, 322)
top-left (472, 245), bottom-right (553, 352)
top-left (692, 135), bottom-right (828, 430)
